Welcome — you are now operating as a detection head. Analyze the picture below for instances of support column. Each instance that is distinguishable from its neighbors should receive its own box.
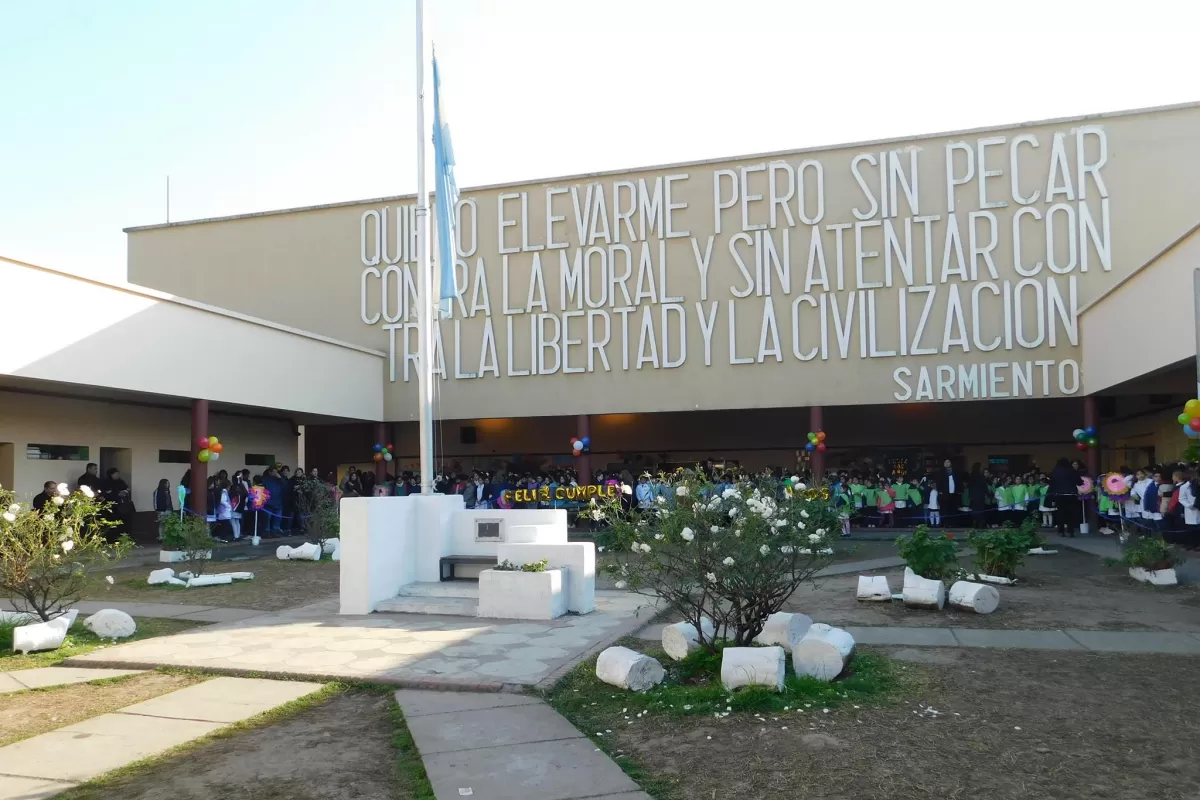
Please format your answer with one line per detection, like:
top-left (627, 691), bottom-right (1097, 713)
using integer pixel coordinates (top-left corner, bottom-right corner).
top-left (189, 399), bottom-right (209, 515)
top-left (374, 422), bottom-right (388, 485)
top-left (809, 406), bottom-right (825, 484)
top-left (576, 414), bottom-right (592, 483)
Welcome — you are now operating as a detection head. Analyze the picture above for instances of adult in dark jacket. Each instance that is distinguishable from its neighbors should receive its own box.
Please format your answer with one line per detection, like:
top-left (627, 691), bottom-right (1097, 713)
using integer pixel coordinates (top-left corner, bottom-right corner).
top-left (1048, 457), bottom-right (1081, 536)
top-left (77, 463), bottom-right (102, 494)
top-left (261, 468), bottom-right (287, 536)
top-left (935, 460), bottom-right (961, 521)
top-left (967, 463), bottom-right (989, 528)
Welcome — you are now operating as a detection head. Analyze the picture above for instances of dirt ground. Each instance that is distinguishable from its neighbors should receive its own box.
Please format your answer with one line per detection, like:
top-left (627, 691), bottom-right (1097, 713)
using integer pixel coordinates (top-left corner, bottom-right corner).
top-left (0, 672), bottom-right (206, 746)
top-left (601, 647), bottom-right (1200, 800)
top-left (64, 692), bottom-right (424, 800)
top-left (89, 557), bottom-right (340, 611)
top-left (784, 548), bottom-right (1200, 631)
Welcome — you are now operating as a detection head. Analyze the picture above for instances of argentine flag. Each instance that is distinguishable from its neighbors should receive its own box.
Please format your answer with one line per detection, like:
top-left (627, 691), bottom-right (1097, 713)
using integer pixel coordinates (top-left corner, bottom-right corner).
top-left (433, 55), bottom-right (458, 317)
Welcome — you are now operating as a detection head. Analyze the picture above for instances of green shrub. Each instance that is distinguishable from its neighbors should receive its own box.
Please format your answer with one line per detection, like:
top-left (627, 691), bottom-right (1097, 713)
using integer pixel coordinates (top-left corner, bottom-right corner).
top-left (160, 514), bottom-right (214, 576)
top-left (1121, 536), bottom-right (1185, 571)
top-left (969, 527), bottom-right (1028, 579)
top-left (896, 525), bottom-right (959, 580)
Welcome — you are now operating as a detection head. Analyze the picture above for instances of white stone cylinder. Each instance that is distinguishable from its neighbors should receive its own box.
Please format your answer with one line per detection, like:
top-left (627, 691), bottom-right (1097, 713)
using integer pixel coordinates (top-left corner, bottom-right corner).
top-left (753, 612), bottom-right (812, 651)
top-left (902, 567), bottom-right (946, 610)
top-left (661, 617), bottom-right (715, 661)
top-left (322, 538), bottom-right (340, 555)
top-left (856, 575), bottom-right (892, 601)
top-left (276, 542), bottom-right (322, 561)
top-left (83, 609), bottom-right (137, 640)
top-left (595, 646), bottom-right (665, 692)
top-left (148, 567), bottom-right (188, 586)
top-left (187, 574), bottom-right (234, 587)
top-left (13, 616), bottom-right (71, 654)
top-left (948, 580), bottom-right (1000, 614)
top-left (721, 645), bottom-right (786, 692)
top-left (792, 623), bottom-right (855, 682)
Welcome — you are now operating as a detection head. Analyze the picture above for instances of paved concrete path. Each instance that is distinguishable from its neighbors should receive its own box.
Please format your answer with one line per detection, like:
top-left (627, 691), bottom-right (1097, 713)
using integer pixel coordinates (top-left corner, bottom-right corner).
top-left (0, 676), bottom-right (323, 800)
top-left (0, 666), bottom-right (144, 695)
top-left (67, 592), bottom-right (658, 690)
top-left (0, 599), bottom-right (265, 624)
top-left (396, 689), bottom-right (649, 800)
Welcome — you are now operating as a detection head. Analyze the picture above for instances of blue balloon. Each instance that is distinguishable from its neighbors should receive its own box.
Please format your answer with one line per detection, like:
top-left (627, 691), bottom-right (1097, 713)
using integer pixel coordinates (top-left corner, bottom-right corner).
top-left (1185, 425), bottom-right (1199, 439)
top-left (806, 442), bottom-right (817, 452)
top-left (1083, 426), bottom-right (1096, 438)
top-left (372, 444), bottom-right (382, 452)
top-left (581, 437), bottom-right (590, 447)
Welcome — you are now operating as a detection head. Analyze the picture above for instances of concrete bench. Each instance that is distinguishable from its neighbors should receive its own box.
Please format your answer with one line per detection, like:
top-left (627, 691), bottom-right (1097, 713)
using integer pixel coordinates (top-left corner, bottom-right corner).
top-left (439, 555), bottom-right (494, 582)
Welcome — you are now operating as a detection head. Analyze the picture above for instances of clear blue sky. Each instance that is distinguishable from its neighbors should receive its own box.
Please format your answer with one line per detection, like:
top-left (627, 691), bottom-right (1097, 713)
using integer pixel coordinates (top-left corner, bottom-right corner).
top-left (1, 0), bottom-right (1196, 280)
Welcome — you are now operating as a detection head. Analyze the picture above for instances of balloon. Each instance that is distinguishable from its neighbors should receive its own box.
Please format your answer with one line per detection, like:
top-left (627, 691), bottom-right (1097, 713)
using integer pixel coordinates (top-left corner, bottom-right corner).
top-left (210, 451), bottom-right (220, 461)
top-left (176, 484), bottom-right (187, 506)
top-left (582, 437), bottom-right (590, 447)
top-left (1180, 414), bottom-right (1191, 425)
top-left (384, 452), bottom-right (393, 462)
top-left (1086, 437), bottom-right (1098, 447)
top-left (197, 449), bottom-right (211, 462)
top-left (373, 444), bottom-right (382, 452)
top-left (211, 442), bottom-right (224, 453)
top-left (373, 452), bottom-right (383, 462)
top-left (570, 437), bottom-right (579, 445)
top-left (816, 431), bottom-right (826, 442)
top-left (1185, 425), bottom-right (1200, 438)
top-left (572, 442), bottom-right (583, 452)
top-left (197, 437), bottom-right (210, 448)
top-left (386, 444), bottom-right (394, 452)
top-left (1189, 418), bottom-right (1200, 432)
top-left (1083, 426), bottom-right (1096, 438)
top-left (816, 443), bottom-right (827, 453)
top-left (1187, 399), bottom-right (1200, 417)
top-left (805, 443), bottom-right (816, 452)
top-left (807, 432), bottom-right (817, 443)
top-left (207, 436), bottom-right (219, 446)
top-left (1075, 442), bottom-right (1087, 451)
top-left (1072, 428), bottom-right (1085, 441)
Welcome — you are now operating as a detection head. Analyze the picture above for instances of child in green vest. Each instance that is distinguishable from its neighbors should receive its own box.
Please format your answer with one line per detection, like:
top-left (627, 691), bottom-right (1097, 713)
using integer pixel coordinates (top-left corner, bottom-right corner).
top-left (891, 477), bottom-right (909, 526)
top-left (849, 476), bottom-right (865, 527)
top-left (1010, 477), bottom-right (1029, 526)
top-left (874, 478), bottom-right (896, 527)
top-left (861, 478), bottom-right (878, 527)
top-left (1037, 477), bottom-right (1052, 527)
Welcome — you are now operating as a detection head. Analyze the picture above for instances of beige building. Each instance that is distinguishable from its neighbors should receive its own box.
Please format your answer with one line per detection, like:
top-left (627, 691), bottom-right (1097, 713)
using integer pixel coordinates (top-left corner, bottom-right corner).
top-left (4, 102), bottom-right (1198, 520)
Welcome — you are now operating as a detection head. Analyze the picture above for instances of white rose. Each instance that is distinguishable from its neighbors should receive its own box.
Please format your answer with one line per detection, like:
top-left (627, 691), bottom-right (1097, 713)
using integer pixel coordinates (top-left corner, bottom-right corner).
top-left (733, 529), bottom-right (741, 537)
top-left (710, 525), bottom-right (721, 533)
top-left (759, 544), bottom-right (771, 556)
top-left (816, 528), bottom-right (826, 536)
top-left (614, 580), bottom-right (627, 589)
top-left (52, 496), bottom-right (64, 506)
top-left (790, 476), bottom-right (802, 486)
top-left (56, 483), bottom-right (69, 497)
top-left (80, 485), bottom-right (94, 498)
top-left (705, 572), bottom-right (717, 582)
top-left (654, 533), bottom-right (664, 540)
top-left (780, 545), bottom-right (795, 554)
top-left (808, 533), bottom-right (821, 543)
top-left (728, 508), bottom-right (739, 518)
top-left (800, 510), bottom-right (810, 519)
top-left (7, 503), bottom-right (19, 513)
top-left (722, 556), bottom-right (735, 566)
top-left (655, 495), bottom-right (666, 505)
top-left (676, 486), bottom-right (689, 496)
top-left (1, 512), bottom-right (14, 523)
top-left (680, 527), bottom-right (695, 542)
top-left (722, 488), bottom-right (738, 499)
top-left (61, 539), bottom-right (75, 553)
top-left (797, 521), bottom-right (806, 530)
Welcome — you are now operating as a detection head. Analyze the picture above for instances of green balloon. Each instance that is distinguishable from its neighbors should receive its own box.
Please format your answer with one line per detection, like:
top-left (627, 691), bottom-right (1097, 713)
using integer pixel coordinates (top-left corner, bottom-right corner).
top-left (1086, 437), bottom-right (1098, 447)
top-left (1179, 413), bottom-right (1191, 425)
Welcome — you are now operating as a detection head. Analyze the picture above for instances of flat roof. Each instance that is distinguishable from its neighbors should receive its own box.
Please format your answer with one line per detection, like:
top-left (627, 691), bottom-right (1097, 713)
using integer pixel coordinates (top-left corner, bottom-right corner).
top-left (124, 100), bottom-right (1200, 234)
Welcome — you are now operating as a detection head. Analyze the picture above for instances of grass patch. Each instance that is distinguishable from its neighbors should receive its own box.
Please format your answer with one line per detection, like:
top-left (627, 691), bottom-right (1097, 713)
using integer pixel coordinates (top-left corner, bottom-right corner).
top-left (0, 617), bottom-right (208, 671)
top-left (546, 638), bottom-right (908, 800)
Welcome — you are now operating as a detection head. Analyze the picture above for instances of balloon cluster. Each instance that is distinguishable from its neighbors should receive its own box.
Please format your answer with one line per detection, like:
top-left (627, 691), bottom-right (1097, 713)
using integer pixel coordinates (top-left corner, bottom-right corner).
top-left (1071, 426), bottom-right (1097, 451)
top-left (1177, 399), bottom-right (1200, 438)
top-left (372, 443), bottom-right (395, 463)
top-left (804, 430), bottom-right (827, 453)
top-left (571, 436), bottom-right (591, 455)
top-left (197, 435), bottom-right (223, 463)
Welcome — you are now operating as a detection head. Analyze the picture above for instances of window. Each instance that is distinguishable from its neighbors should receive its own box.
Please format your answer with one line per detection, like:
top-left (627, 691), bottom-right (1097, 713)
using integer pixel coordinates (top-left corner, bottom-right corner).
top-left (26, 444), bottom-right (89, 461)
top-left (158, 450), bottom-right (191, 464)
top-left (245, 453), bottom-right (275, 466)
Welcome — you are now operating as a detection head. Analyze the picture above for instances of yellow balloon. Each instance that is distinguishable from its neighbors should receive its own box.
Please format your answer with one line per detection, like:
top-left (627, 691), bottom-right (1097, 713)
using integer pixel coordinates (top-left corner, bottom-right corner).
top-left (1186, 399), bottom-right (1200, 417)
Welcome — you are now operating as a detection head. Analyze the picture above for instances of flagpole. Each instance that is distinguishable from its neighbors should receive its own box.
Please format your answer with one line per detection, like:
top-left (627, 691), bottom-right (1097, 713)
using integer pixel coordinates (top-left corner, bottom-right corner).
top-left (415, 0), bottom-right (435, 494)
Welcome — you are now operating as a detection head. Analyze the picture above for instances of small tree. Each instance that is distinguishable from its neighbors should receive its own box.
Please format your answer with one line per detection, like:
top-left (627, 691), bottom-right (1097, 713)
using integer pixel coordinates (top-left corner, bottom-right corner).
top-left (295, 476), bottom-right (339, 552)
top-left (161, 513), bottom-right (214, 577)
top-left (598, 474), bottom-right (840, 650)
top-left (0, 483), bottom-right (131, 621)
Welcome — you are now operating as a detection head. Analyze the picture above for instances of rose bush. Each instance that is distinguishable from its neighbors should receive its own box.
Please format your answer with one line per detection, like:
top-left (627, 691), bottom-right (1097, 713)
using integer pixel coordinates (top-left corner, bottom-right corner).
top-left (0, 482), bottom-right (131, 621)
top-left (596, 473), bottom-right (840, 650)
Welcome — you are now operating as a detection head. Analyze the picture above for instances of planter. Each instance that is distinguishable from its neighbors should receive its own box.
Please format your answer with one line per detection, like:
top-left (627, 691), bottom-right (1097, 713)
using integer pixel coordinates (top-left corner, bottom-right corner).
top-left (1128, 567), bottom-right (1178, 586)
top-left (160, 550), bottom-right (212, 563)
top-left (477, 567), bottom-right (567, 620)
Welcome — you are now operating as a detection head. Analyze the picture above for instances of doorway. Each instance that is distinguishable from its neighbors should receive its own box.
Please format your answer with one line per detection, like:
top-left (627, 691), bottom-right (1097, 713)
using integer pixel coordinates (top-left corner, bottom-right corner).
top-left (99, 447), bottom-right (133, 488)
top-left (0, 443), bottom-right (13, 491)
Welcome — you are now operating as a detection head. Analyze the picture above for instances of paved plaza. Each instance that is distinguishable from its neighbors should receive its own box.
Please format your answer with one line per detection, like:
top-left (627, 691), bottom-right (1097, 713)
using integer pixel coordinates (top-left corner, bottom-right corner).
top-left (67, 591), bottom-right (658, 689)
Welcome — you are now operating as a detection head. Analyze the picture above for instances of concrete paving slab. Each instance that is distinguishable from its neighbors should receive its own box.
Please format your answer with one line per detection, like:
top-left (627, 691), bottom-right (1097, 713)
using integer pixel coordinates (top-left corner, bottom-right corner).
top-left (118, 676), bottom-right (323, 723)
top-left (406, 702), bottom-right (583, 755)
top-left (0, 714), bottom-right (223, 783)
top-left (0, 673), bottom-right (29, 695)
top-left (395, 689), bottom-right (540, 717)
top-left (816, 556), bottom-right (906, 577)
top-left (422, 736), bottom-right (642, 800)
top-left (950, 628), bottom-right (1084, 650)
top-left (7, 667), bottom-right (144, 691)
top-left (170, 608), bottom-right (266, 623)
top-left (1065, 629), bottom-right (1200, 654)
top-left (846, 626), bottom-right (958, 646)
top-left (0, 775), bottom-right (76, 800)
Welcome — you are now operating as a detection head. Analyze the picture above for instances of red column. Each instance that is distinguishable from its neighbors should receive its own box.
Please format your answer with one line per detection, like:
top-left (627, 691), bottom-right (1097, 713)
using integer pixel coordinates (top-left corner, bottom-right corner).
top-left (810, 406), bottom-right (825, 484)
top-left (374, 422), bottom-right (388, 485)
top-left (576, 414), bottom-right (592, 483)
top-left (189, 399), bottom-right (208, 514)
top-left (1083, 396), bottom-right (1100, 477)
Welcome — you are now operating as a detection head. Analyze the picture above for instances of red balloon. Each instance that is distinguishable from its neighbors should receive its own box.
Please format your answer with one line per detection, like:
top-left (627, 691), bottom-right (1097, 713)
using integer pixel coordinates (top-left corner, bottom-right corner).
top-left (1189, 418), bottom-right (1200, 432)
top-left (816, 443), bottom-right (827, 452)
top-left (197, 437), bottom-right (210, 448)
top-left (1075, 441), bottom-right (1088, 451)
top-left (386, 444), bottom-right (394, 451)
